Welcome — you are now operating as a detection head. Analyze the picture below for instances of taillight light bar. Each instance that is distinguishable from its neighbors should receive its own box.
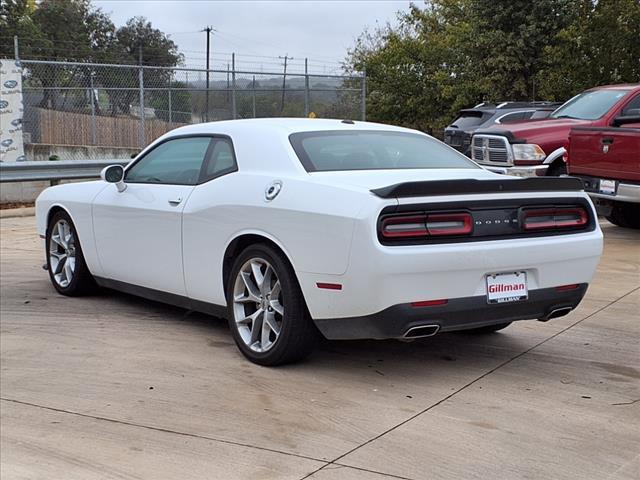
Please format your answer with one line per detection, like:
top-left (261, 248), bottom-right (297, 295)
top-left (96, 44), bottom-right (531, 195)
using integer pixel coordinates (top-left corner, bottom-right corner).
top-left (381, 214), bottom-right (428, 238)
top-left (381, 212), bottom-right (473, 239)
top-left (426, 213), bottom-right (473, 236)
top-left (522, 207), bottom-right (588, 231)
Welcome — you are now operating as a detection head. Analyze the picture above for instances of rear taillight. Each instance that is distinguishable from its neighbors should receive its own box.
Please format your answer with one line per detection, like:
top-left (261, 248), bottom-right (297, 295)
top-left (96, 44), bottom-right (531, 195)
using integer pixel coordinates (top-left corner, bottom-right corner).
top-left (426, 213), bottom-right (473, 236)
top-left (381, 212), bottom-right (473, 239)
top-left (381, 214), bottom-right (428, 238)
top-left (523, 207), bottom-right (588, 231)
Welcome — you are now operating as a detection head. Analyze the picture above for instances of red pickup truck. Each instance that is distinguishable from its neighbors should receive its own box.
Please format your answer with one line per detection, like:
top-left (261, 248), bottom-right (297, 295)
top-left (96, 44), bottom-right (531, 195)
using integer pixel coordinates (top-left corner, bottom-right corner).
top-left (567, 125), bottom-right (640, 229)
top-left (471, 84), bottom-right (640, 177)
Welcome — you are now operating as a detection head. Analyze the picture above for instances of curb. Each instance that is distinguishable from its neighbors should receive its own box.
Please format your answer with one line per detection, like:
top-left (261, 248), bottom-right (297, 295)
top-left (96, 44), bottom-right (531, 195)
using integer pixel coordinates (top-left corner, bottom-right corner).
top-left (0, 207), bottom-right (36, 219)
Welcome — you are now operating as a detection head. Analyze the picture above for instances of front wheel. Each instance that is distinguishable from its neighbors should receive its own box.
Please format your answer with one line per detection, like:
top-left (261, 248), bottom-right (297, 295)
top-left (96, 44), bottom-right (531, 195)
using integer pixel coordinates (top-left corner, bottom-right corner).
top-left (546, 161), bottom-right (567, 176)
top-left (227, 244), bottom-right (318, 366)
top-left (46, 210), bottom-right (95, 296)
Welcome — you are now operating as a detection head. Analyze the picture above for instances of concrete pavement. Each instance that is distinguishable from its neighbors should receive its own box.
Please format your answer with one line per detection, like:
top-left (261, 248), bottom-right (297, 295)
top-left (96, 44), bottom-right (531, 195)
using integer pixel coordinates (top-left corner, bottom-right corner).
top-left (1, 216), bottom-right (638, 479)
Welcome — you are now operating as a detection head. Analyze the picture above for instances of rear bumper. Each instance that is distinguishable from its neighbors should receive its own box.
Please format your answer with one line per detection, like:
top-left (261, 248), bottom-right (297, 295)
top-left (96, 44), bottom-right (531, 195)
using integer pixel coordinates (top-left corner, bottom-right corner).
top-left (571, 175), bottom-right (640, 215)
top-left (314, 284), bottom-right (588, 340)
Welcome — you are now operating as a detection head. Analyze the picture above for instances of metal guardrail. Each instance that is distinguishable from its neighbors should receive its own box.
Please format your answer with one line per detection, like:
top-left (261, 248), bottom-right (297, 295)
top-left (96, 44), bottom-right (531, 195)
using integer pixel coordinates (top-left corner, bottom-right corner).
top-left (0, 160), bottom-right (129, 182)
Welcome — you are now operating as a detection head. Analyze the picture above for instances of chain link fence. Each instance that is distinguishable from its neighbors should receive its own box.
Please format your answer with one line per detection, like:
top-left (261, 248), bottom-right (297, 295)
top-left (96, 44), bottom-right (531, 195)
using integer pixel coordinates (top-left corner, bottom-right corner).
top-left (17, 59), bottom-right (365, 159)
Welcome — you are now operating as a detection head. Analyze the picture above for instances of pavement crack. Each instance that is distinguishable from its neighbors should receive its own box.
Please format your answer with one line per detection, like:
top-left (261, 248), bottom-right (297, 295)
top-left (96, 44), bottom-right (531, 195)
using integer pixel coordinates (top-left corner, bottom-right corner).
top-left (304, 286), bottom-right (640, 479)
top-left (0, 397), bottom-right (324, 465)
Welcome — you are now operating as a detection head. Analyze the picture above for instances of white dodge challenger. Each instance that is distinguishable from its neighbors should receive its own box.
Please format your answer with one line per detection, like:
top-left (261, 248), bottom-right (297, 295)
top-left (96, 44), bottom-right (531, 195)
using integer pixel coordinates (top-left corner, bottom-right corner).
top-left (36, 119), bottom-right (603, 365)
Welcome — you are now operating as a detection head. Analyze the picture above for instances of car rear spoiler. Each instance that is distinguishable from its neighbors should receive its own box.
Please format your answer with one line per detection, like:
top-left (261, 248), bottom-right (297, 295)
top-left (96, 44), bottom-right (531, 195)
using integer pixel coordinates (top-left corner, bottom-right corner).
top-left (370, 177), bottom-right (584, 199)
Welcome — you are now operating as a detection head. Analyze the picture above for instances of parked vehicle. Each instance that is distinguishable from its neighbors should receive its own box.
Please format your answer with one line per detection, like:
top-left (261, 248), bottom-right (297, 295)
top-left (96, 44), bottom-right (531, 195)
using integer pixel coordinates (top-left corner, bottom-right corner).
top-left (471, 84), bottom-right (640, 177)
top-left (36, 119), bottom-right (603, 365)
top-left (444, 102), bottom-right (560, 156)
top-left (567, 122), bottom-right (640, 229)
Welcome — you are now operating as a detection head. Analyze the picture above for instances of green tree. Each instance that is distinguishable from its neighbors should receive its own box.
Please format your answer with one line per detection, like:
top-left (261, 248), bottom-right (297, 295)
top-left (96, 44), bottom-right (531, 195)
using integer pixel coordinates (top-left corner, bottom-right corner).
top-left (347, 0), bottom-right (640, 136)
top-left (537, 0), bottom-right (640, 100)
top-left (0, 0), bottom-right (46, 59)
top-left (100, 17), bottom-right (183, 114)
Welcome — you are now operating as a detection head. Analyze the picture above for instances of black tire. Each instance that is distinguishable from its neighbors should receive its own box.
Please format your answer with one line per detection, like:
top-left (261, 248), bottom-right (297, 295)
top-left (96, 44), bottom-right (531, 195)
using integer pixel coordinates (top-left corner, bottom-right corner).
top-left (46, 210), bottom-right (96, 296)
top-left (226, 243), bottom-right (318, 366)
top-left (546, 161), bottom-right (567, 176)
top-left (606, 202), bottom-right (640, 229)
top-left (466, 322), bottom-right (512, 334)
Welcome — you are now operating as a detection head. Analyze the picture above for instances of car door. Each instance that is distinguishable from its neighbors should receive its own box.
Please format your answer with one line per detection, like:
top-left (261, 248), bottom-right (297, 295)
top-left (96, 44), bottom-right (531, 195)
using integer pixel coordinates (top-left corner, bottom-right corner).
top-left (92, 135), bottom-right (214, 296)
top-left (182, 136), bottom-right (239, 305)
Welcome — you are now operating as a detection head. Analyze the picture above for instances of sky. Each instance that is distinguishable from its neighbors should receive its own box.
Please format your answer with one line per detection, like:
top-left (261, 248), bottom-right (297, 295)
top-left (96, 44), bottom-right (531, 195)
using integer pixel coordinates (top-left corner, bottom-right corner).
top-left (93, 0), bottom-right (414, 74)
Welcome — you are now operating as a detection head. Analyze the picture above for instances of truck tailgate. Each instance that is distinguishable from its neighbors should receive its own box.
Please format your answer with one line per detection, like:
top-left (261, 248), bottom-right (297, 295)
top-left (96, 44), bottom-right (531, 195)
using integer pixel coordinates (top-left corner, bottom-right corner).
top-left (568, 127), bottom-right (640, 181)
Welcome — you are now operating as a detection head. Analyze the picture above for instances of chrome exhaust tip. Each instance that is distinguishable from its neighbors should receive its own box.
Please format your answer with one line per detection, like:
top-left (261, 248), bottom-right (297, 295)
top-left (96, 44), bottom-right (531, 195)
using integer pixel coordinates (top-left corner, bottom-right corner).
top-left (539, 306), bottom-right (573, 322)
top-left (403, 324), bottom-right (440, 339)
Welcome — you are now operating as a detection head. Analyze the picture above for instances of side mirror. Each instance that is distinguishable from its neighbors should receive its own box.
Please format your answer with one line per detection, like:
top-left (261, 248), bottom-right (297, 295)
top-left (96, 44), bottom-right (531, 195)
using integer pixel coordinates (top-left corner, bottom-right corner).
top-left (100, 165), bottom-right (127, 192)
top-left (612, 115), bottom-right (640, 127)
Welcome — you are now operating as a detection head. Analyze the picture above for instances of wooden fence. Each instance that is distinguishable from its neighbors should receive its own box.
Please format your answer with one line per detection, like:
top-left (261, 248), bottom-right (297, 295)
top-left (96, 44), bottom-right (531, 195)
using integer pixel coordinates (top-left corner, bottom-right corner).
top-left (32, 108), bottom-right (187, 148)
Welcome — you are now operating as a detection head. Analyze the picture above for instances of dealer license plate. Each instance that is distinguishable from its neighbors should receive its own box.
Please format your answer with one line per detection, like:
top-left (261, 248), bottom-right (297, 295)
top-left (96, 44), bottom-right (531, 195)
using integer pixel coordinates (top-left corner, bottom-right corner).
top-left (599, 179), bottom-right (617, 195)
top-left (486, 272), bottom-right (528, 304)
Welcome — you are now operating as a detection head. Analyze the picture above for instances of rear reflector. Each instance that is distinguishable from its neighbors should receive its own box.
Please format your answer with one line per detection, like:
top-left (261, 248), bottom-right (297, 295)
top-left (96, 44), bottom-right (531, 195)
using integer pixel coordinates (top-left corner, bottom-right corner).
top-left (523, 207), bottom-right (588, 231)
top-left (381, 212), bottom-right (472, 239)
top-left (556, 284), bottom-right (579, 292)
top-left (411, 299), bottom-right (448, 307)
top-left (316, 282), bottom-right (342, 290)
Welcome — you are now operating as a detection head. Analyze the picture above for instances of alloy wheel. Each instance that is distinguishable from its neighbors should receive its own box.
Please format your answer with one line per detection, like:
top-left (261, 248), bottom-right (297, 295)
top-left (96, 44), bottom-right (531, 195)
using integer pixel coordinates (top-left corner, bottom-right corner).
top-left (232, 257), bottom-right (284, 353)
top-left (49, 219), bottom-right (76, 288)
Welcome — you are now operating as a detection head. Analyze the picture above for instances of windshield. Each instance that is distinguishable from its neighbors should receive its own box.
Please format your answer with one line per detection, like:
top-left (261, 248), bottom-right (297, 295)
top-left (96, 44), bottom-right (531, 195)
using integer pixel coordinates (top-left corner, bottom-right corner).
top-left (551, 89), bottom-right (631, 120)
top-left (289, 130), bottom-right (479, 172)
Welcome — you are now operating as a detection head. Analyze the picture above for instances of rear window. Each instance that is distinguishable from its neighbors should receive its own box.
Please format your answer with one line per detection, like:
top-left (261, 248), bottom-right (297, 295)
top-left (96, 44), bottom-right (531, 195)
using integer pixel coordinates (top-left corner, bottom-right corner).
top-left (450, 111), bottom-right (488, 129)
top-left (289, 130), bottom-right (479, 172)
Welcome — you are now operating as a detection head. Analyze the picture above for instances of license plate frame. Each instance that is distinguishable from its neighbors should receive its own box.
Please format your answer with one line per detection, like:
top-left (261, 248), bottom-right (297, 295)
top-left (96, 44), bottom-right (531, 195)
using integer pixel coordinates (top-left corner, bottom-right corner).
top-left (598, 179), bottom-right (617, 195)
top-left (486, 271), bottom-right (528, 304)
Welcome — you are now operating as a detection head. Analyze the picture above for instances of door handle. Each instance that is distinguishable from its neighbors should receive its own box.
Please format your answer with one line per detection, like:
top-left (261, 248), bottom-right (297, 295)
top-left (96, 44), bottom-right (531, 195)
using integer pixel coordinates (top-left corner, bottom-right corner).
top-left (168, 197), bottom-right (183, 206)
top-left (602, 137), bottom-right (614, 145)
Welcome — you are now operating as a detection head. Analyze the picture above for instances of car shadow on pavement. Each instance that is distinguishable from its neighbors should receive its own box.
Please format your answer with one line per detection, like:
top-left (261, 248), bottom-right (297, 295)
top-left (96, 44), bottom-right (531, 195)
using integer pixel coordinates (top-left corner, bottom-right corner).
top-left (90, 285), bottom-right (540, 375)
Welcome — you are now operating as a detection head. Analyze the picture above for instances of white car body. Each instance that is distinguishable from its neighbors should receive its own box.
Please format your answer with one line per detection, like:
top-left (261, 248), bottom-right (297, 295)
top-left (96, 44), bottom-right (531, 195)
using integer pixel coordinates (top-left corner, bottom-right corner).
top-left (36, 118), bottom-right (603, 342)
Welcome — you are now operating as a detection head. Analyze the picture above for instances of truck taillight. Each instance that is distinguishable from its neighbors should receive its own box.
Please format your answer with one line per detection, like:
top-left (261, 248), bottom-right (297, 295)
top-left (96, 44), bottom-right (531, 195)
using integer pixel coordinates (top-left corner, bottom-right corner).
top-left (522, 207), bottom-right (588, 231)
top-left (381, 212), bottom-right (473, 239)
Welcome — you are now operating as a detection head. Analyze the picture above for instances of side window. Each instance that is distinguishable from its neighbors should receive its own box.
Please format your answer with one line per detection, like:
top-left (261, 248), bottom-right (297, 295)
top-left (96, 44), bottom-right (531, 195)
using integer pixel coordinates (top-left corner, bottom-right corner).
top-left (621, 95), bottom-right (640, 116)
top-left (200, 137), bottom-right (238, 182)
top-left (497, 112), bottom-right (526, 124)
top-left (125, 137), bottom-right (212, 185)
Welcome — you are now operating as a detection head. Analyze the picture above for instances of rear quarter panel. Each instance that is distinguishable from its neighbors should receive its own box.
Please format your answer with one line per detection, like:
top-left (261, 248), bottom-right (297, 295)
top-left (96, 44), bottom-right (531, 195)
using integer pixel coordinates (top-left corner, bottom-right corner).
top-left (182, 173), bottom-right (376, 306)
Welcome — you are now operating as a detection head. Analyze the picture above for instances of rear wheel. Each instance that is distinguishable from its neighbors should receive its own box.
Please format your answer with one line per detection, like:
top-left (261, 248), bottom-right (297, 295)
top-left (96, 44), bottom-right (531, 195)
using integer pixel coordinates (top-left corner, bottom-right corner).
top-left (46, 210), bottom-right (95, 296)
top-left (227, 244), bottom-right (318, 366)
top-left (466, 322), bottom-right (512, 334)
top-left (606, 202), bottom-right (640, 229)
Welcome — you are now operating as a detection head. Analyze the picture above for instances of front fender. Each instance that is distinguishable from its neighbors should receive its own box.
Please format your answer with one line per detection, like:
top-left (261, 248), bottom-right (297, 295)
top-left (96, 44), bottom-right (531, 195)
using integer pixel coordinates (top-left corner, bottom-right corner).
top-left (543, 147), bottom-right (567, 165)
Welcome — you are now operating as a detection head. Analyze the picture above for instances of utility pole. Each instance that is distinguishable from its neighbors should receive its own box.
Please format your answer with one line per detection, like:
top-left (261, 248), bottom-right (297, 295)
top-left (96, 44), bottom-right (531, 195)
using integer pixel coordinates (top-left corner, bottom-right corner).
top-left (203, 26), bottom-right (213, 122)
top-left (304, 58), bottom-right (309, 117)
top-left (279, 55), bottom-right (292, 115)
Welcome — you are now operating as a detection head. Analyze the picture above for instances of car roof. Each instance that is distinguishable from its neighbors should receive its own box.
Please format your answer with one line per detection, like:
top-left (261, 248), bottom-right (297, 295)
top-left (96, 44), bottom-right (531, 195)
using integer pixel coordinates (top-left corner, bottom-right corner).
top-left (153, 118), bottom-right (425, 175)
top-left (168, 118), bottom-right (417, 137)
top-left (587, 83), bottom-right (640, 92)
top-left (466, 101), bottom-right (561, 112)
